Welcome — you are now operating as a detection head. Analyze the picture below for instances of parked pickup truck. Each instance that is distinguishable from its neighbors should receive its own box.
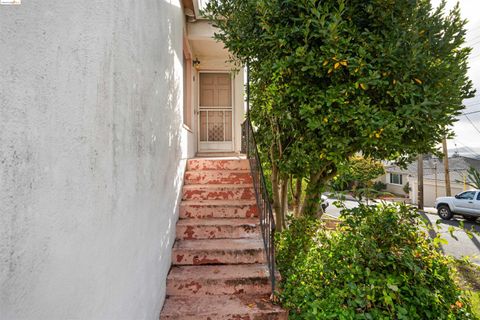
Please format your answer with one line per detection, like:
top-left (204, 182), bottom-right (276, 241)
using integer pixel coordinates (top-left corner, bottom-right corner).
top-left (435, 190), bottom-right (480, 222)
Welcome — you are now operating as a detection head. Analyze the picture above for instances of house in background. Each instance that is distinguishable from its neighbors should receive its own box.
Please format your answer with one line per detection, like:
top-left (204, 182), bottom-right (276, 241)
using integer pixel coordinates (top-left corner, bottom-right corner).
top-left (378, 156), bottom-right (480, 207)
top-left (379, 163), bottom-right (411, 197)
top-left (1, 1), bottom-right (275, 319)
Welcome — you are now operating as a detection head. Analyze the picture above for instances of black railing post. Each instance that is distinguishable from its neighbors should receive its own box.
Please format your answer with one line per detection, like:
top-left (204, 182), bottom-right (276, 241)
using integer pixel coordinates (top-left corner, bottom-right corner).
top-left (246, 61), bottom-right (250, 159)
top-left (244, 113), bottom-right (277, 295)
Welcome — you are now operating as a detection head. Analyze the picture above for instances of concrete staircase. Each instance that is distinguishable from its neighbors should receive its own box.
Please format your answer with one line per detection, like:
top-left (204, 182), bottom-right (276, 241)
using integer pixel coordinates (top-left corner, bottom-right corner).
top-left (160, 158), bottom-right (287, 320)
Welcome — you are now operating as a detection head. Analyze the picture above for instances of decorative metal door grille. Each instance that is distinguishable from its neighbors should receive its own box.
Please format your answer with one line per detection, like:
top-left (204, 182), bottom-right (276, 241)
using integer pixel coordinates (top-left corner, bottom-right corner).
top-left (199, 109), bottom-right (232, 142)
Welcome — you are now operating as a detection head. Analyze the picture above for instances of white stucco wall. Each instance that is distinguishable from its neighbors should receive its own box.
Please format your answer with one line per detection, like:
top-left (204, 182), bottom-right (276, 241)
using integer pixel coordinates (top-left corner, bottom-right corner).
top-left (409, 178), bottom-right (466, 207)
top-left (0, 1), bottom-right (191, 319)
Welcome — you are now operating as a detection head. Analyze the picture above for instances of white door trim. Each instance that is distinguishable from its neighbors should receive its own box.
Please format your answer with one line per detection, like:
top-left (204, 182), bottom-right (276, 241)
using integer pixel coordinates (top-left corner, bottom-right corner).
top-left (197, 71), bottom-right (235, 153)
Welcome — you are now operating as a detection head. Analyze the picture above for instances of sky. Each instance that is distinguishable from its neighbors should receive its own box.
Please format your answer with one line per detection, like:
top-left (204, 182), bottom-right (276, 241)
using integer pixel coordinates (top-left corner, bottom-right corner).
top-left (431, 0), bottom-right (480, 158)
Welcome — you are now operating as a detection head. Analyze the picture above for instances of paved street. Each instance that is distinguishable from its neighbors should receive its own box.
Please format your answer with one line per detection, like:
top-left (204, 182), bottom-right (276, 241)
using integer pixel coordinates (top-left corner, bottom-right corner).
top-left (325, 199), bottom-right (480, 265)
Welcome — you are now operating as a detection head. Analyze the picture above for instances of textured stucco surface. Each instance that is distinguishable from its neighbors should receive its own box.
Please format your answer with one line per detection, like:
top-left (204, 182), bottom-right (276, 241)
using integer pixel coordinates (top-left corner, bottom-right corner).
top-left (0, 1), bottom-right (191, 319)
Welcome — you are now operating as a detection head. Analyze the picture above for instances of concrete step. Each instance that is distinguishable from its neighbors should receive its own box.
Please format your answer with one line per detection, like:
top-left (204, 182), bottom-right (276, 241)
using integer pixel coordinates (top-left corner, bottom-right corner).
top-left (179, 200), bottom-right (258, 219)
top-left (182, 184), bottom-right (255, 201)
top-left (187, 158), bottom-right (250, 171)
top-left (172, 238), bottom-right (265, 265)
top-left (160, 295), bottom-right (288, 320)
top-left (176, 218), bottom-right (260, 240)
top-left (195, 152), bottom-right (240, 157)
top-left (166, 264), bottom-right (272, 296)
top-left (184, 170), bottom-right (253, 185)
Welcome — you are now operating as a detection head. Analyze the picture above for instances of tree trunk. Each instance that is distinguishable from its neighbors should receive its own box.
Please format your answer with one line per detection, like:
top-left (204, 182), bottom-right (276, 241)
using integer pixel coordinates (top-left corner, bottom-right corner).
top-left (270, 157), bottom-right (284, 232)
top-left (442, 138), bottom-right (451, 196)
top-left (300, 164), bottom-right (337, 217)
top-left (292, 177), bottom-right (302, 217)
top-left (279, 177), bottom-right (288, 229)
top-left (300, 171), bottom-right (323, 217)
top-left (417, 154), bottom-right (424, 210)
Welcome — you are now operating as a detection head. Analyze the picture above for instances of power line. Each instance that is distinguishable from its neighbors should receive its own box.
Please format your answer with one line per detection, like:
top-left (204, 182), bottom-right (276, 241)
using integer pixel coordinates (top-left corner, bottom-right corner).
top-left (453, 139), bottom-right (480, 158)
top-left (463, 113), bottom-right (480, 135)
top-left (467, 31), bottom-right (480, 41)
top-left (469, 39), bottom-right (480, 47)
top-left (461, 110), bottom-right (480, 116)
top-left (468, 33), bottom-right (480, 41)
top-left (467, 29), bottom-right (480, 38)
top-left (468, 52), bottom-right (480, 60)
top-left (423, 168), bottom-right (470, 172)
top-left (468, 39), bottom-right (480, 46)
top-left (464, 102), bottom-right (480, 108)
top-left (469, 36), bottom-right (480, 42)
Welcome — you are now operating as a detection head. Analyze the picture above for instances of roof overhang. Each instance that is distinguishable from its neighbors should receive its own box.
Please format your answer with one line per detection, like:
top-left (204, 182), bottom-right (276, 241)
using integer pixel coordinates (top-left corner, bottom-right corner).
top-left (187, 20), bottom-right (227, 56)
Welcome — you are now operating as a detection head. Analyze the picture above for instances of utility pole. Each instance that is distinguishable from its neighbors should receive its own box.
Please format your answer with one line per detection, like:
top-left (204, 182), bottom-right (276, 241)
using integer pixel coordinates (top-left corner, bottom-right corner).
top-left (434, 162), bottom-right (438, 199)
top-left (417, 154), bottom-right (424, 210)
top-left (442, 138), bottom-right (451, 196)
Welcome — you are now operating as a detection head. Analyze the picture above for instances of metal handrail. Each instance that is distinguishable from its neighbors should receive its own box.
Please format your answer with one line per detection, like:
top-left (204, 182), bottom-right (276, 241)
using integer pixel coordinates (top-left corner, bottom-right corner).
top-left (243, 62), bottom-right (276, 294)
top-left (243, 118), bottom-right (276, 294)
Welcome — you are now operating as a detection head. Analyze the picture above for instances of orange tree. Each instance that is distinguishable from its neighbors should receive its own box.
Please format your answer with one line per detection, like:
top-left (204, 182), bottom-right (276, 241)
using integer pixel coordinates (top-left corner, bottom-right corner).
top-left (205, 0), bottom-right (474, 218)
top-left (331, 156), bottom-right (385, 192)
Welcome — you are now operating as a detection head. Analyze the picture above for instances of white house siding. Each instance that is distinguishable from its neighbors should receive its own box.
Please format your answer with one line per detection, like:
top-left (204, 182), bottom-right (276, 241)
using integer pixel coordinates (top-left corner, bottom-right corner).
top-left (0, 1), bottom-right (192, 319)
top-left (409, 178), bottom-right (466, 207)
top-left (386, 182), bottom-right (407, 196)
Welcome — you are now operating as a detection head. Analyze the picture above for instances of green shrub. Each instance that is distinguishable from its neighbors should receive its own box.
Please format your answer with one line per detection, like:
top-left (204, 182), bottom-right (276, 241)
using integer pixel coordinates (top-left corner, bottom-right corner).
top-left (276, 204), bottom-right (476, 319)
top-left (334, 157), bottom-right (386, 190)
top-left (329, 177), bottom-right (349, 192)
top-left (276, 215), bottom-right (322, 278)
top-left (403, 181), bottom-right (411, 195)
top-left (373, 181), bottom-right (387, 192)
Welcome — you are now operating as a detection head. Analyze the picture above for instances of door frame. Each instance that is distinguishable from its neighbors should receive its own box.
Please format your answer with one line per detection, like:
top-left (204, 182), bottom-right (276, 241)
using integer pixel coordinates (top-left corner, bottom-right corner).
top-left (196, 70), bottom-right (235, 153)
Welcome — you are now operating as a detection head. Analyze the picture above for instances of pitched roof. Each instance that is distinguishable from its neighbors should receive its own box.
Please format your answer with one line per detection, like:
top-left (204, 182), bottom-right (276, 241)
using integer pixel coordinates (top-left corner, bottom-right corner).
top-left (385, 156), bottom-right (480, 182)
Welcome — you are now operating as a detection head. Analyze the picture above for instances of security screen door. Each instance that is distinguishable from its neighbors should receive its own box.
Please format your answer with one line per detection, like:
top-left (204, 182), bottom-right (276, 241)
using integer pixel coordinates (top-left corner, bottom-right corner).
top-left (198, 73), bottom-right (234, 152)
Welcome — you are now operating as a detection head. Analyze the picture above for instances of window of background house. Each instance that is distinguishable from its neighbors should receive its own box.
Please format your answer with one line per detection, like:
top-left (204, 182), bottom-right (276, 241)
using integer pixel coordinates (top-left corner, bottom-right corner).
top-left (389, 173), bottom-right (403, 185)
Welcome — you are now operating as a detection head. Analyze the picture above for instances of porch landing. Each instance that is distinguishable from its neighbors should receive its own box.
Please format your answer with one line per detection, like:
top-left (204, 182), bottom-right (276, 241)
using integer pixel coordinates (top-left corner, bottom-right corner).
top-left (160, 157), bottom-right (286, 319)
top-left (195, 152), bottom-right (244, 158)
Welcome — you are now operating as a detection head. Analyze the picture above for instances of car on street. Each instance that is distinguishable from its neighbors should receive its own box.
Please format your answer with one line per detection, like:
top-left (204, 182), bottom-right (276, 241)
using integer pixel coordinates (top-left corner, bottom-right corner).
top-left (434, 189), bottom-right (480, 222)
top-left (321, 195), bottom-right (329, 211)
